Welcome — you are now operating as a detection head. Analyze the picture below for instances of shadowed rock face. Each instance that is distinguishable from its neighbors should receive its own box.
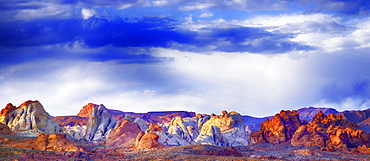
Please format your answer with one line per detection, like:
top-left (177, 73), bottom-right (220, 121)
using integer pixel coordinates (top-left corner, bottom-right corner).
top-left (251, 110), bottom-right (302, 144)
top-left (0, 100), bottom-right (61, 137)
top-left (84, 104), bottom-right (117, 142)
top-left (0, 122), bottom-right (16, 135)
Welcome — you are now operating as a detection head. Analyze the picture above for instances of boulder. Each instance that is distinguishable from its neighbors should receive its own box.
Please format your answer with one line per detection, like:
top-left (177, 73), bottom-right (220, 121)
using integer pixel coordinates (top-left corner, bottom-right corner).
top-left (105, 120), bottom-right (142, 147)
top-left (13, 133), bottom-right (81, 156)
top-left (0, 100), bottom-right (61, 137)
top-left (135, 131), bottom-right (162, 151)
top-left (84, 104), bottom-right (117, 142)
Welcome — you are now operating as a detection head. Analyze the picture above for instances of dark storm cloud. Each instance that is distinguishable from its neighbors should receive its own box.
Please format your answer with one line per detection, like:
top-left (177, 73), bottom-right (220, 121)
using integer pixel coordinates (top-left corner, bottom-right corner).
top-left (0, 15), bottom-right (312, 65)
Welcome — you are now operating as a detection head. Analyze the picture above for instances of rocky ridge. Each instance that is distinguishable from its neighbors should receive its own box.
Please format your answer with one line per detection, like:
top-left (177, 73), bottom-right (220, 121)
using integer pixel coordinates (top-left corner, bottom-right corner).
top-left (0, 100), bottom-right (370, 160)
top-left (0, 100), bottom-right (61, 137)
top-left (251, 110), bottom-right (370, 153)
top-left (84, 104), bottom-right (117, 142)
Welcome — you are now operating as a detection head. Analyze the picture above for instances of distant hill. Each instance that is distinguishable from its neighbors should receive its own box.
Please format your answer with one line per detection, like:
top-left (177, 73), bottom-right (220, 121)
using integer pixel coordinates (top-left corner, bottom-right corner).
top-left (297, 107), bottom-right (339, 121)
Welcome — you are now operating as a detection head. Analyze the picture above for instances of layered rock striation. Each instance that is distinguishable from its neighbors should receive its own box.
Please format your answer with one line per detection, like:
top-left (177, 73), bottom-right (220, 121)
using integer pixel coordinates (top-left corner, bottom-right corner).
top-left (0, 100), bottom-right (61, 137)
top-left (195, 111), bottom-right (250, 146)
top-left (84, 104), bottom-right (117, 142)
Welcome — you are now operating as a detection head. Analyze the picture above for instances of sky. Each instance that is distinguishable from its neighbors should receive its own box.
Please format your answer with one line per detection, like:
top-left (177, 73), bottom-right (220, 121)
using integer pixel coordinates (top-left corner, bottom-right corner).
top-left (1, 0), bottom-right (370, 117)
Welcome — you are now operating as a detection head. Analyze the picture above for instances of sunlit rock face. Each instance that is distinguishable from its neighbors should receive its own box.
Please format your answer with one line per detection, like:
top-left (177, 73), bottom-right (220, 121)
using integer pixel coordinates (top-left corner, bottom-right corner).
top-left (84, 104), bottom-right (117, 142)
top-left (250, 110), bottom-right (302, 144)
top-left (77, 103), bottom-right (97, 117)
top-left (0, 100), bottom-right (61, 137)
top-left (291, 112), bottom-right (370, 151)
top-left (135, 131), bottom-right (163, 151)
top-left (12, 133), bottom-right (81, 157)
top-left (105, 120), bottom-right (142, 147)
top-left (194, 111), bottom-right (249, 146)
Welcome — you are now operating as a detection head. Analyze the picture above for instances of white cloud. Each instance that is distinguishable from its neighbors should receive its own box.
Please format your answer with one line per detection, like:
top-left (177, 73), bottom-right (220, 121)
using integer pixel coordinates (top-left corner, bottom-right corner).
top-left (82, 8), bottom-right (97, 19)
top-left (179, 2), bottom-right (216, 11)
top-left (199, 13), bottom-right (213, 18)
top-left (14, 5), bottom-right (72, 20)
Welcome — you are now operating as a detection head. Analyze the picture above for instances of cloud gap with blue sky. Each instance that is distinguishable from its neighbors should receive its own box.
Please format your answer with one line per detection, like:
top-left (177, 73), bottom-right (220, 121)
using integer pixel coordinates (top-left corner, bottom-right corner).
top-left (1, 0), bottom-right (370, 117)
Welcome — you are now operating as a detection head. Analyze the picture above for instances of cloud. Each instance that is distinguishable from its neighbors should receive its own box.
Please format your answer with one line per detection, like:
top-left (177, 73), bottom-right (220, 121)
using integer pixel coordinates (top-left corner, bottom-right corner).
top-left (3, 46), bottom-right (369, 117)
top-left (0, 15), bottom-right (311, 54)
top-left (2, 0), bottom-right (370, 22)
top-left (199, 13), bottom-right (213, 18)
top-left (81, 8), bottom-right (96, 19)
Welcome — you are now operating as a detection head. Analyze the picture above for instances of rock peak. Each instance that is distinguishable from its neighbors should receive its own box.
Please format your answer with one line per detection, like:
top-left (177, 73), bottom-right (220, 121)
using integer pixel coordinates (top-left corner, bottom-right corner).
top-left (77, 103), bottom-right (100, 117)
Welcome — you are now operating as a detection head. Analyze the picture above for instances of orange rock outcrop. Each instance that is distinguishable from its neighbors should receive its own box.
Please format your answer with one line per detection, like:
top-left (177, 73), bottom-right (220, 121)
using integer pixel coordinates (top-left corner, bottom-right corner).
top-left (13, 133), bottom-right (81, 156)
top-left (250, 110), bottom-right (302, 144)
top-left (77, 103), bottom-right (98, 117)
top-left (105, 120), bottom-right (142, 147)
top-left (135, 131), bottom-right (163, 151)
top-left (291, 111), bottom-right (370, 151)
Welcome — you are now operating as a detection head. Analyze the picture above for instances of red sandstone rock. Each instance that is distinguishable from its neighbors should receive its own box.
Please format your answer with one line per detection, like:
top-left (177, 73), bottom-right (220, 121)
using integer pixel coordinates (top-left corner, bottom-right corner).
top-left (291, 111), bottom-right (370, 151)
top-left (149, 122), bottom-right (163, 132)
top-left (135, 131), bottom-right (162, 151)
top-left (77, 103), bottom-right (98, 117)
top-left (251, 110), bottom-right (302, 144)
top-left (0, 103), bottom-right (16, 118)
top-left (13, 133), bottom-right (81, 157)
top-left (105, 120), bottom-right (142, 147)
top-left (0, 123), bottom-right (16, 135)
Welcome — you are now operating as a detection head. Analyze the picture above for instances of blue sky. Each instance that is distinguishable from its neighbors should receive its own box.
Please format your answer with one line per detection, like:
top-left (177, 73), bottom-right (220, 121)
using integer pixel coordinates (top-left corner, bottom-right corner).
top-left (1, 0), bottom-right (370, 117)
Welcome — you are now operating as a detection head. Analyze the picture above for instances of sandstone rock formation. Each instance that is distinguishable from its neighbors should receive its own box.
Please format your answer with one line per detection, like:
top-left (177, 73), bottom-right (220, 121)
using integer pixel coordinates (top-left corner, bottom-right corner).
top-left (0, 100), bottom-right (61, 137)
top-left (135, 131), bottom-right (163, 151)
top-left (195, 111), bottom-right (249, 146)
top-left (0, 122), bottom-right (16, 135)
top-left (148, 122), bottom-right (190, 146)
top-left (51, 116), bottom-right (88, 140)
top-left (13, 133), bottom-right (81, 156)
top-left (340, 109), bottom-right (370, 133)
top-left (250, 110), bottom-right (301, 144)
top-left (77, 103), bottom-right (97, 117)
top-left (291, 111), bottom-right (370, 150)
top-left (84, 104), bottom-right (117, 142)
top-left (105, 120), bottom-right (142, 147)
top-left (168, 116), bottom-right (199, 143)
top-left (133, 117), bottom-right (149, 131)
